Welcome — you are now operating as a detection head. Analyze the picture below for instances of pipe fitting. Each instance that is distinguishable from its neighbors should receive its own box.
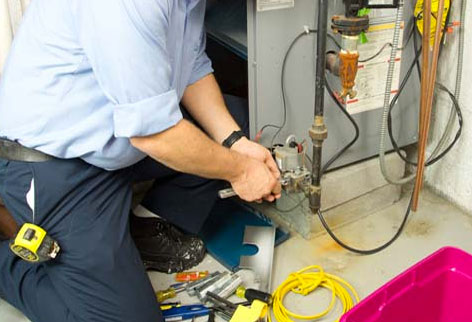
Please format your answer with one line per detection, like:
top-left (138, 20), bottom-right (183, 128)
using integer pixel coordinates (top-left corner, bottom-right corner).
top-left (309, 116), bottom-right (328, 142)
top-left (308, 185), bottom-right (321, 213)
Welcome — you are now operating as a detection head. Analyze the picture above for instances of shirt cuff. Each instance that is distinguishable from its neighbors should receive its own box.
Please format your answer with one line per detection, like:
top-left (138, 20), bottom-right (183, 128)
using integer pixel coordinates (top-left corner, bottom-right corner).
top-left (188, 53), bottom-right (214, 85)
top-left (113, 89), bottom-right (183, 138)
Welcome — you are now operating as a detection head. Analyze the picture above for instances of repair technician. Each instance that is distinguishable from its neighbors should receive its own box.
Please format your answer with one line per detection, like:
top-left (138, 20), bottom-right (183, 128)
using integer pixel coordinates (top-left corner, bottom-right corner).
top-left (0, 0), bottom-right (281, 321)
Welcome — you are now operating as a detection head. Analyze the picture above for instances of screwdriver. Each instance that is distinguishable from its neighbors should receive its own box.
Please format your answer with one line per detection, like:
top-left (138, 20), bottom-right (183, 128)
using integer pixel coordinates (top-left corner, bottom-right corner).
top-left (236, 287), bottom-right (273, 305)
top-left (175, 271), bottom-right (209, 282)
top-left (218, 177), bottom-right (287, 199)
top-left (156, 285), bottom-right (186, 303)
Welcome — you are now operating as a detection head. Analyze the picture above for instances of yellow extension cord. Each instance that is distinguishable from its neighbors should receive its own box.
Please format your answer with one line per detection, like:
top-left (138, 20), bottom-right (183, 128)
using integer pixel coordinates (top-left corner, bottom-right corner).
top-left (269, 266), bottom-right (359, 322)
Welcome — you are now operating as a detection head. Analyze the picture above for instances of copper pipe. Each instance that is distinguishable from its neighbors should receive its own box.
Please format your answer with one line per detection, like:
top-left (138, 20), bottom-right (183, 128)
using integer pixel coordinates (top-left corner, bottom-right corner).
top-left (413, 0), bottom-right (446, 210)
top-left (415, 0), bottom-right (432, 194)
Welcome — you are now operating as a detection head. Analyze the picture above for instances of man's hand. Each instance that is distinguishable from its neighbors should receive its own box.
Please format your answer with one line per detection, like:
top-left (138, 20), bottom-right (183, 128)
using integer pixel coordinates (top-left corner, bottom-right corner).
top-left (131, 120), bottom-right (281, 203)
top-left (230, 157), bottom-right (282, 203)
top-left (231, 138), bottom-right (282, 202)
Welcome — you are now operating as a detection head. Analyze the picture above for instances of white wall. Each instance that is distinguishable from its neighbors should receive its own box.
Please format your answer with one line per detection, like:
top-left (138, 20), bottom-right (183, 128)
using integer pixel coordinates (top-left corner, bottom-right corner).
top-left (426, 0), bottom-right (472, 213)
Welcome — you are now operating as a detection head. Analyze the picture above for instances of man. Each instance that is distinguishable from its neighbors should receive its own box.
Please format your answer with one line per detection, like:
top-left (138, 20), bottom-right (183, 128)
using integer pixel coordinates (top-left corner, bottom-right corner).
top-left (0, 0), bottom-right (281, 321)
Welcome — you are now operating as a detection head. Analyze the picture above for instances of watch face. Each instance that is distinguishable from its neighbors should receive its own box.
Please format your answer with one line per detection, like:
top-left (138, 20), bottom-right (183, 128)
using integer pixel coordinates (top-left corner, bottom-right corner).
top-left (368, 0), bottom-right (395, 4)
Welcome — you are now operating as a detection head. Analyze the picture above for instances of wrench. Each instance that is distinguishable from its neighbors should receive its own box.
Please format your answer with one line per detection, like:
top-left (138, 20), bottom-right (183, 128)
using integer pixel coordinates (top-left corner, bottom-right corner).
top-left (218, 178), bottom-right (288, 199)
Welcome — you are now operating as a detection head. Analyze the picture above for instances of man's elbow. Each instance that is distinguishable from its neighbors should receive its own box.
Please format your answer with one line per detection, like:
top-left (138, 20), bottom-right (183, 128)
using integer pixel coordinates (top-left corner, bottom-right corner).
top-left (129, 119), bottom-right (187, 159)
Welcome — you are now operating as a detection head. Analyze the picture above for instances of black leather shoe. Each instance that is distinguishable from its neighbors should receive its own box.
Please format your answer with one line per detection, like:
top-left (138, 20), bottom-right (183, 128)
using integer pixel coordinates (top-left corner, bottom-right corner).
top-left (130, 215), bottom-right (206, 274)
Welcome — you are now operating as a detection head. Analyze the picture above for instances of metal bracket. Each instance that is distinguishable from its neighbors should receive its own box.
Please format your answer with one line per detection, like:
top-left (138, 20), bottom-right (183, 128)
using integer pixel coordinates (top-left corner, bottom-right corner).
top-left (239, 226), bottom-right (276, 293)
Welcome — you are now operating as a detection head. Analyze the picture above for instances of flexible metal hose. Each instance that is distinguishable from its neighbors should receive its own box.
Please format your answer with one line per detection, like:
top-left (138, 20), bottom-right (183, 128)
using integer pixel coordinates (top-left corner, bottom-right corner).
top-left (378, 0), bottom-right (413, 185)
top-left (429, 0), bottom-right (466, 158)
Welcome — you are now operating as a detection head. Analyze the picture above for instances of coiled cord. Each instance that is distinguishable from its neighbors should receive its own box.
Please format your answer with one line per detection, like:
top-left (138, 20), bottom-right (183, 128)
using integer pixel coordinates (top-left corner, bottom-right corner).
top-left (269, 266), bottom-right (359, 322)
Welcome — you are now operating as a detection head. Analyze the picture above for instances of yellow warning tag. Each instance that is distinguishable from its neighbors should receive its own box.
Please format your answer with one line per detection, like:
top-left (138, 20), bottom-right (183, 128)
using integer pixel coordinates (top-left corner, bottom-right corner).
top-left (415, 0), bottom-right (450, 48)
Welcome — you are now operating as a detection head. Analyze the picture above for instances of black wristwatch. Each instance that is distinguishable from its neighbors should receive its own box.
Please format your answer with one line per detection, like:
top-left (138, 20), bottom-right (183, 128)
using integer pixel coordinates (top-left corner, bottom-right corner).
top-left (222, 130), bottom-right (246, 148)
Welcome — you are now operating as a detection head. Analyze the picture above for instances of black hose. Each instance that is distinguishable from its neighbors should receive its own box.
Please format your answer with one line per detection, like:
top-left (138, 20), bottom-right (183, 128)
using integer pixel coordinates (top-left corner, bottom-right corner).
top-left (322, 79), bottom-right (360, 174)
top-left (387, 34), bottom-right (463, 167)
top-left (317, 197), bottom-right (413, 255)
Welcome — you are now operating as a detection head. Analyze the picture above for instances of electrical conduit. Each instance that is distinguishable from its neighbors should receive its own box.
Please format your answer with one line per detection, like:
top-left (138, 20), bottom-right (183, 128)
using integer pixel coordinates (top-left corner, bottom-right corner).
top-left (378, 0), bottom-right (414, 185)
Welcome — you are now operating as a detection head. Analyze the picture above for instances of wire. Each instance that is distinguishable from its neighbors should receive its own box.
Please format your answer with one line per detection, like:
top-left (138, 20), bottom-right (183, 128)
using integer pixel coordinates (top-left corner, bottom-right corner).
top-left (258, 29), bottom-right (341, 146)
top-left (359, 42), bottom-right (392, 62)
top-left (388, 81), bottom-right (463, 166)
top-left (317, 195), bottom-right (413, 255)
top-left (270, 31), bottom-right (307, 147)
top-left (387, 28), bottom-right (463, 167)
top-left (357, 13), bottom-right (417, 63)
top-left (269, 265), bottom-right (359, 322)
top-left (398, 14), bottom-right (420, 51)
top-left (322, 78), bottom-right (360, 174)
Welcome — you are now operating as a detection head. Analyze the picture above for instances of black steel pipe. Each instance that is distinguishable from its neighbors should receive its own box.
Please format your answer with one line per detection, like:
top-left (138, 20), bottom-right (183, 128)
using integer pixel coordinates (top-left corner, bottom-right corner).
top-left (309, 0), bottom-right (330, 213)
top-left (314, 0), bottom-right (329, 117)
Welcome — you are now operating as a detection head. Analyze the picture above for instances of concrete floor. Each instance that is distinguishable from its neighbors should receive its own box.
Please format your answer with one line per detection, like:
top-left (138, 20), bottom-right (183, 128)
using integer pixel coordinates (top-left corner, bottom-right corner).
top-left (1, 188), bottom-right (471, 321)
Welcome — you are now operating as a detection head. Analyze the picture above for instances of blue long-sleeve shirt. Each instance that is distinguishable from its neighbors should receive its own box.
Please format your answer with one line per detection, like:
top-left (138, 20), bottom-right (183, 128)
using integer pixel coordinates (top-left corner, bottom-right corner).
top-left (0, 0), bottom-right (213, 170)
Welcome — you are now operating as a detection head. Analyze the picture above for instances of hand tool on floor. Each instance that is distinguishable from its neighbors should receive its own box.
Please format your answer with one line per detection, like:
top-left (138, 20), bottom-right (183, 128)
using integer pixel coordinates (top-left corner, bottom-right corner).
top-left (206, 292), bottom-right (246, 321)
top-left (236, 287), bottom-right (273, 305)
top-left (230, 300), bottom-right (268, 322)
top-left (160, 302), bottom-right (182, 311)
top-left (156, 273), bottom-right (220, 302)
top-left (196, 272), bottom-right (235, 302)
top-left (162, 304), bottom-right (210, 321)
top-left (157, 285), bottom-right (187, 303)
top-left (213, 274), bottom-right (243, 299)
top-left (187, 272), bottom-right (222, 296)
top-left (207, 310), bottom-right (215, 322)
top-left (10, 223), bottom-right (60, 262)
top-left (176, 271), bottom-right (209, 282)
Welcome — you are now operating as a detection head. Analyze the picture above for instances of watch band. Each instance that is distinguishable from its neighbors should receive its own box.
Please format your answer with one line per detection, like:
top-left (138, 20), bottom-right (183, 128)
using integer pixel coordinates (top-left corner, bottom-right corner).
top-left (222, 130), bottom-right (246, 148)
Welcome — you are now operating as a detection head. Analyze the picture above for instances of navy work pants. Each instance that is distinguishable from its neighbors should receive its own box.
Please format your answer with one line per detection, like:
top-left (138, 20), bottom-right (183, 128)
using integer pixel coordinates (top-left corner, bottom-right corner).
top-left (0, 96), bottom-right (248, 322)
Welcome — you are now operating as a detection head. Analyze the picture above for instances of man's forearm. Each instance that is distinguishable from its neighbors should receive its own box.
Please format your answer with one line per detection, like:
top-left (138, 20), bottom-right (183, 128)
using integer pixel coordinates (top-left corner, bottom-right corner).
top-left (130, 119), bottom-right (244, 181)
top-left (181, 74), bottom-right (241, 144)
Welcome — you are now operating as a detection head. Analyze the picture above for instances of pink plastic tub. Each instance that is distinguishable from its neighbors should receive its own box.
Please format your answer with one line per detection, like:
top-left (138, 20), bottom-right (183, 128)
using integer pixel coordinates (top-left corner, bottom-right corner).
top-left (341, 247), bottom-right (472, 322)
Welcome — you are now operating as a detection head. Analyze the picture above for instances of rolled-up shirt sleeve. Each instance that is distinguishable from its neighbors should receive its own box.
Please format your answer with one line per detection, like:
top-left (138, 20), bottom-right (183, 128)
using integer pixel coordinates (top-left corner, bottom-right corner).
top-left (75, 0), bottom-right (182, 138)
top-left (188, 27), bottom-right (214, 86)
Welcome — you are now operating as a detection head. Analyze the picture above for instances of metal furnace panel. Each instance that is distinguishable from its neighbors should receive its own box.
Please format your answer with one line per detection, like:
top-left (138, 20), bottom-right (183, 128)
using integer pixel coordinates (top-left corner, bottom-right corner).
top-left (247, 0), bottom-right (419, 169)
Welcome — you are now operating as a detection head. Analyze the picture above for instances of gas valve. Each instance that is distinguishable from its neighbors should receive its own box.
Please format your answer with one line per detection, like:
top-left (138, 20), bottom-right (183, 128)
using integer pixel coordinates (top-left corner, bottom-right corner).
top-left (273, 136), bottom-right (311, 194)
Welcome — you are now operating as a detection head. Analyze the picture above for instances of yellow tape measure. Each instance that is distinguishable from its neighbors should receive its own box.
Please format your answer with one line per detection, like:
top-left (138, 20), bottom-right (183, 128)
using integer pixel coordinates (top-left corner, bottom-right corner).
top-left (10, 223), bottom-right (60, 262)
top-left (415, 0), bottom-right (450, 48)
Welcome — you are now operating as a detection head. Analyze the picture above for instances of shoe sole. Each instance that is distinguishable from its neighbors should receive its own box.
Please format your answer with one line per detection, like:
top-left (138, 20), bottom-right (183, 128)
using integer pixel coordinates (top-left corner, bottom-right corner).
top-left (140, 248), bottom-right (207, 274)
